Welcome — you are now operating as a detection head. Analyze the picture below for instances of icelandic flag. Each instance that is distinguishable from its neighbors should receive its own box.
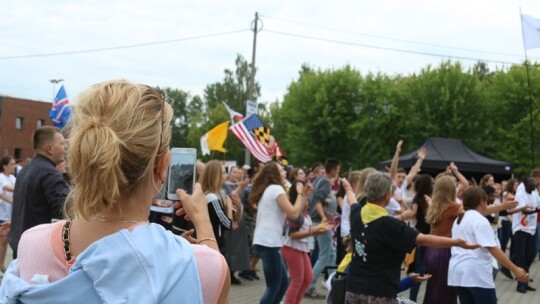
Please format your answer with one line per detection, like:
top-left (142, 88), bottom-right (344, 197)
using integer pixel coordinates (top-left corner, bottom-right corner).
top-left (49, 85), bottom-right (72, 128)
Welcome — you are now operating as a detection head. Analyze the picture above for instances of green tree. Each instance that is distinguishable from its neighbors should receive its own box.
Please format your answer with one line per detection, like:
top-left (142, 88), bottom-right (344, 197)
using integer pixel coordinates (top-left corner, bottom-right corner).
top-left (203, 54), bottom-right (260, 111)
top-left (186, 54), bottom-right (262, 165)
top-left (163, 87), bottom-right (193, 148)
top-left (274, 65), bottom-right (366, 169)
top-left (483, 62), bottom-right (540, 176)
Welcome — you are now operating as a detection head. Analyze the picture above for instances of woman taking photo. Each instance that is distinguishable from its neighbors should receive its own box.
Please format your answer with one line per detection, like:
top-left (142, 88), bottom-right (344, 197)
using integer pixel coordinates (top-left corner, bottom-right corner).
top-left (0, 80), bottom-right (229, 303)
top-left (249, 162), bottom-right (312, 304)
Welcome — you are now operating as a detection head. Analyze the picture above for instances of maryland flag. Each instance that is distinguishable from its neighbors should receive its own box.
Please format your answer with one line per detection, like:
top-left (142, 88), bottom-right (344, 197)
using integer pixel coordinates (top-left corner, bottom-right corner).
top-left (242, 114), bottom-right (288, 166)
top-left (253, 125), bottom-right (271, 144)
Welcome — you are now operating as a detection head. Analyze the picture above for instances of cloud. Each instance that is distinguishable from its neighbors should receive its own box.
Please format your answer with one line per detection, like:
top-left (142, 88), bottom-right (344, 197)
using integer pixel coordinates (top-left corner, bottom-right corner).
top-left (1, 0), bottom-right (540, 103)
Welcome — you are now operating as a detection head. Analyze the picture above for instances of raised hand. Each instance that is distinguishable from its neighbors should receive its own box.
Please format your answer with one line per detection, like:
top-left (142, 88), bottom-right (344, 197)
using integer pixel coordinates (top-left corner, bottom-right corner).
top-left (417, 147), bottom-right (427, 160)
top-left (396, 140), bottom-right (403, 153)
top-left (303, 181), bottom-right (314, 197)
top-left (340, 178), bottom-right (352, 192)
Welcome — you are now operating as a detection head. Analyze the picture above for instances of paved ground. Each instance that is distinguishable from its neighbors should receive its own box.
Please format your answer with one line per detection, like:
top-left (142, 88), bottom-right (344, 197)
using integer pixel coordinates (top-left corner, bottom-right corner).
top-left (231, 258), bottom-right (540, 303)
top-left (3, 246), bottom-right (540, 303)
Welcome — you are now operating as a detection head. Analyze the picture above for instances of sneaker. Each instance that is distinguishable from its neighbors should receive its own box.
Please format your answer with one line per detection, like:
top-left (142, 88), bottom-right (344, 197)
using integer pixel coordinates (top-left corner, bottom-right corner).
top-left (250, 270), bottom-right (260, 280)
top-left (304, 290), bottom-right (325, 299)
top-left (500, 266), bottom-right (513, 280)
top-left (238, 271), bottom-right (253, 281)
top-left (231, 275), bottom-right (242, 285)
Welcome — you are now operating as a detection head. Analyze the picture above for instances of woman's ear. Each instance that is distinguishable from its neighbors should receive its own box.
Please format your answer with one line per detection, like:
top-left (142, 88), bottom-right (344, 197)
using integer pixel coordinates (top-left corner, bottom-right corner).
top-left (156, 150), bottom-right (170, 183)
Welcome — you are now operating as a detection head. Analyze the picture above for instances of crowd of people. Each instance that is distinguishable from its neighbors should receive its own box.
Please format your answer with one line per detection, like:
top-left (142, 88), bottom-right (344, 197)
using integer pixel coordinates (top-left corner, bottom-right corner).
top-left (0, 80), bottom-right (538, 304)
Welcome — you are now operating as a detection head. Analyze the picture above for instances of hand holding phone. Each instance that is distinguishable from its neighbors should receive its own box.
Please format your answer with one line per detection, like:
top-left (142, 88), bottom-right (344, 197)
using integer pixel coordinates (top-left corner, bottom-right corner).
top-left (167, 148), bottom-right (197, 200)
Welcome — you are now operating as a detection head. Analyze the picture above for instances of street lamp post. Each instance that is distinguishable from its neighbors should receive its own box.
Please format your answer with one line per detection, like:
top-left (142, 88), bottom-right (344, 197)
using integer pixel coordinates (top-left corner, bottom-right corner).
top-left (49, 79), bottom-right (63, 100)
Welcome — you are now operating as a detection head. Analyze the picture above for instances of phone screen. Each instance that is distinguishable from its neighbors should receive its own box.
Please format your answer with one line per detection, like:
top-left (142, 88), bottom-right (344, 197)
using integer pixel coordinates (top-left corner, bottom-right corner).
top-left (167, 150), bottom-right (196, 198)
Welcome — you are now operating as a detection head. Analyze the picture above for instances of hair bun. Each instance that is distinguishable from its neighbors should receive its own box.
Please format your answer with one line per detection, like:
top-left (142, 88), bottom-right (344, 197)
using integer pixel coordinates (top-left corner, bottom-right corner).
top-left (82, 118), bottom-right (106, 130)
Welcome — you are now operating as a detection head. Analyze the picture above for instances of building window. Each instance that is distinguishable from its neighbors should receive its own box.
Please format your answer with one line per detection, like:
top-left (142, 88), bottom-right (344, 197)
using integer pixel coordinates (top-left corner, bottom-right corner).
top-left (14, 148), bottom-right (22, 160)
top-left (37, 119), bottom-right (45, 128)
top-left (15, 117), bottom-right (24, 130)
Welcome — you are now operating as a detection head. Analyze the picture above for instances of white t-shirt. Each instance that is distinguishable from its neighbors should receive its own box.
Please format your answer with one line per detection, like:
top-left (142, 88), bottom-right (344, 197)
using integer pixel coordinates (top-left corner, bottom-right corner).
top-left (516, 182), bottom-right (525, 195)
top-left (253, 184), bottom-right (287, 247)
top-left (283, 213), bottom-right (313, 253)
top-left (448, 209), bottom-right (498, 289)
top-left (0, 173), bottom-right (15, 221)
top-left (386, 198), bottom-right (402, 217)
top-left (340, 196), bottom-right (351, 237)
top-left (395, 180), bottom-right (408, 198)
top-left (512, 190), bottom-right (540, 235)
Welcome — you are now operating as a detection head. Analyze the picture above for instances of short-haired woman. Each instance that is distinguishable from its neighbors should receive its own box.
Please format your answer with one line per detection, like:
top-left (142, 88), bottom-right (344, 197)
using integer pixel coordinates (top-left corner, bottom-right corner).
top-left (345, 171), bottom-right (478, 304)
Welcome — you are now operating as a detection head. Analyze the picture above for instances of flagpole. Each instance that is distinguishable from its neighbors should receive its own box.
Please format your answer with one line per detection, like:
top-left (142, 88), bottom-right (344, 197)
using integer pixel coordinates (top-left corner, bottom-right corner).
top-left (49, 79), bottom-right (63, 100)
top-left (245, 12), bottom-right (262, 166)
top-left (520, 9), bottom-right (536, 168)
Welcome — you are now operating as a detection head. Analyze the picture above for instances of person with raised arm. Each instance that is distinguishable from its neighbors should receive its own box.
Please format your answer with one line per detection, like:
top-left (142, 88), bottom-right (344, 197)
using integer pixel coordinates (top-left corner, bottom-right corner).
top-left (249, 162), bottom-right (313, 304)
top-left (389, 140), bottom-right (427, 207)
top-left (344, 171), bottom-right (479, 304)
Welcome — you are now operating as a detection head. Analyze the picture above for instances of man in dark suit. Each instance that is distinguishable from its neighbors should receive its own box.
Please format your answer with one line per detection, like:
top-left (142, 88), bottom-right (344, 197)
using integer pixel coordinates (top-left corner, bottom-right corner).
top-left (9, 126), bottom-right (68, 258)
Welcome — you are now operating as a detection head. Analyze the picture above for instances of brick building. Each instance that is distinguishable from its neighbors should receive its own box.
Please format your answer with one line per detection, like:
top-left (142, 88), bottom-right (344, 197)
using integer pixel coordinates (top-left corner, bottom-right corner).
top-left (0, 95), bottom-right (52, 160)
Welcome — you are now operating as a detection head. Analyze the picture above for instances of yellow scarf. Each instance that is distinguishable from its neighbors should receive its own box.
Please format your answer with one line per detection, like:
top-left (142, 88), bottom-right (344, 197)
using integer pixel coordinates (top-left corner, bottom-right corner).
top-left (338, 252), bottom-right (352, 272)
top-left (361, 202), bottom-right (388, 224)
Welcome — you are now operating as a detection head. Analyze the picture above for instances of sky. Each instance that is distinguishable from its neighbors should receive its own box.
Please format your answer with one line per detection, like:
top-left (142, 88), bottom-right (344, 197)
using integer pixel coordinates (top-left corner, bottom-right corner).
top-left (2, 0), bottom-right (540, 108)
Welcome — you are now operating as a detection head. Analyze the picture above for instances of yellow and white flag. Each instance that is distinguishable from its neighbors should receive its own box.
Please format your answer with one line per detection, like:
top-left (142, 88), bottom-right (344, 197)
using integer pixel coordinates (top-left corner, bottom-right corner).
top-left (200, 121), bottom-right (229, 156)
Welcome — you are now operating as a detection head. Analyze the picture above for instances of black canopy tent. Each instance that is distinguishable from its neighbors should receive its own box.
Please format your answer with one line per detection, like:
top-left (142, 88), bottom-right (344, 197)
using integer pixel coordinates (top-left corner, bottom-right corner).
top-left (379, 138), bottom-right (513, 180)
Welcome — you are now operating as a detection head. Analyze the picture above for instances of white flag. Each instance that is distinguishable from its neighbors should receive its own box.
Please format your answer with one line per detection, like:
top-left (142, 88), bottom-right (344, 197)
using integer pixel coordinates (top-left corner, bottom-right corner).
top-left (521, 14), bottom-right (540, 50)
top-left (200, 133), bottom-right (211, 156)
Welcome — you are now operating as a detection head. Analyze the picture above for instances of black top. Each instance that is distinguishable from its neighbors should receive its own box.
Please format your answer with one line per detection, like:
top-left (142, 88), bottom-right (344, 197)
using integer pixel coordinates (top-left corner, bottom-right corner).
top-left (206, 192), bottom-right (231, 253)
top-left (346, 203), bottom-right (419, 299)
top-left (9, 155), bottom-right (68, 254)
top-left (413, 196), bottom-right (430, 234)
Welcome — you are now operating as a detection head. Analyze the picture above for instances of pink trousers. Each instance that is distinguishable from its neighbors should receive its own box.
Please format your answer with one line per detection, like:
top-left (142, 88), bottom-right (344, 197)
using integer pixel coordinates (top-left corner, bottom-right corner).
top-left (281, 245), bottom-right (313, 304)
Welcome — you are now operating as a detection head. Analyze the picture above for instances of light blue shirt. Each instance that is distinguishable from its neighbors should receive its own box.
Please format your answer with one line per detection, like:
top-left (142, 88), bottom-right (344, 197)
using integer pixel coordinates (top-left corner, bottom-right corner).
top-left (0, 223), bottom-right (202, 303)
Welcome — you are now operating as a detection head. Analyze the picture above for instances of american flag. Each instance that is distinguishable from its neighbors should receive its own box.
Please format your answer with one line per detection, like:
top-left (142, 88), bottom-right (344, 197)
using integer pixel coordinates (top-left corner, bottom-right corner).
top-left (49, 85), bottom-right (71, 128)
top-left (230, 114), bottom-right (272, 162)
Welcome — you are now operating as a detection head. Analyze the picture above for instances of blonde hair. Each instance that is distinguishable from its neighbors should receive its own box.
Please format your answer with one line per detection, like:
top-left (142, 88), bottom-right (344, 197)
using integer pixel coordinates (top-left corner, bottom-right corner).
top-left (66, 80), bottom-right (173, 219)
top-left (199, 160), bottom-right (225, 196)
top-left (348, 171), bottom-right (363, 198)
top-left (425, 176), bottom-right (456, 225)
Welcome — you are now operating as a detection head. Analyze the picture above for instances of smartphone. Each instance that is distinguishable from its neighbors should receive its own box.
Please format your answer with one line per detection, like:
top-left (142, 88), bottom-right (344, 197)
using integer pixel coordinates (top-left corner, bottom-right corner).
top-left (167, 148), bottom-right (197, 200)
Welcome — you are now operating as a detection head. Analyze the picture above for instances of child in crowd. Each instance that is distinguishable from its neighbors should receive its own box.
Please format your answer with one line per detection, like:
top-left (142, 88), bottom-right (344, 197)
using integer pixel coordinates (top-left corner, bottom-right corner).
top-left (448, 186), bottom-right (528, 303)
